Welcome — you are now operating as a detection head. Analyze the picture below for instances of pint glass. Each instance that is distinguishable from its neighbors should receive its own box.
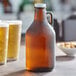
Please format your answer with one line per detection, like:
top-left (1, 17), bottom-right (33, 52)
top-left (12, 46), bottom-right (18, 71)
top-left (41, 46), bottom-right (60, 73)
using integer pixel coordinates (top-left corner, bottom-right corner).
top-left (5, 21), bottom-right (22, 61)
top-left (0, 22), bottom-right (9, 65)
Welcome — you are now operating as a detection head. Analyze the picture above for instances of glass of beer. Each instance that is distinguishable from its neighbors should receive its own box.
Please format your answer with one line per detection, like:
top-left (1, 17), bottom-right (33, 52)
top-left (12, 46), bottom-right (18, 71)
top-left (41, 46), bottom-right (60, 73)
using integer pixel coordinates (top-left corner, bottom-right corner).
top-left (3, 20), bottom-right (22, 61)
top-left (0, 22), bottom-right (9, 65)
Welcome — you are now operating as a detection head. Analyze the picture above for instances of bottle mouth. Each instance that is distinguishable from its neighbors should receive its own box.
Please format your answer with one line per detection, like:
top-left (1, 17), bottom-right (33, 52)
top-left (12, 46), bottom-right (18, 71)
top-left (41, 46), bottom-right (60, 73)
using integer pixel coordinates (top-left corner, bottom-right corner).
top-left (34, 3), bottom-right (46, 8)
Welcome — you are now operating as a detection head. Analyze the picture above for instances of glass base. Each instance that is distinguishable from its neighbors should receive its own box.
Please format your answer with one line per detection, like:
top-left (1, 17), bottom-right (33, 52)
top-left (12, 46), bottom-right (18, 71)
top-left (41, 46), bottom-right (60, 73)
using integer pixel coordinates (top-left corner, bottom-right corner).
top-left (0, 62), bottom-right (5, 65)
top-left (7, 58), bottom-right (17, 62)
top-left (26, 67), bottom-right (54, 72)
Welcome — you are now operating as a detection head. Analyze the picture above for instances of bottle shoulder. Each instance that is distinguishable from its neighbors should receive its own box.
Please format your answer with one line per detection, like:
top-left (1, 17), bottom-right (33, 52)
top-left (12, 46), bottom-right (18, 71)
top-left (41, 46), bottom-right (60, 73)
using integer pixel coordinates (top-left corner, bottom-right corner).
top-left (26, 21), bottom-right (55, 37)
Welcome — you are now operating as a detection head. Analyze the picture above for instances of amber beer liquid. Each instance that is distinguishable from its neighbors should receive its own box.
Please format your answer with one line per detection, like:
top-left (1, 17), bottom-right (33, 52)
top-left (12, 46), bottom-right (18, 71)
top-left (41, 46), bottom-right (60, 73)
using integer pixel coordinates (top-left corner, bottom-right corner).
top-left (0, 23), bottom-right (9, 65)
top-left (8, 21), bottom-right (22, 61)
top-left (25, 4), bottom-right (56, 72)
top-left (3, 21), bottom-right (22, 61)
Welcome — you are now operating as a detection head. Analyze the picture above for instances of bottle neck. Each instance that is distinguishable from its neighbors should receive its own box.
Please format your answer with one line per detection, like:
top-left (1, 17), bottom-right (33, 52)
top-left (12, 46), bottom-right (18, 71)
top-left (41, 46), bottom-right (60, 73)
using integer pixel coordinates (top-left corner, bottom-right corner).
top-left (34, 8), bottom-right (47, 22)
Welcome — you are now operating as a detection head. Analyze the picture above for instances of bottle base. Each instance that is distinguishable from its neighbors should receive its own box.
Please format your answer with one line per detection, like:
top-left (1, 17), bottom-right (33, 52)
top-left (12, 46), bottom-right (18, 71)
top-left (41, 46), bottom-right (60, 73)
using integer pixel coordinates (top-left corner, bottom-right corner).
top-left (26, 67), bottom-right (54, 73)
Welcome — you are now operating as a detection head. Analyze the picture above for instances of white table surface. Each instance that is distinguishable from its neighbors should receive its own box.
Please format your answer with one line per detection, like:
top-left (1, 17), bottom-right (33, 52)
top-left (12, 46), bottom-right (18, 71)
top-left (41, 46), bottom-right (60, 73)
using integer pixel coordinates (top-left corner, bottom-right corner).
top-left (0, 44), bottom-right (76, 76)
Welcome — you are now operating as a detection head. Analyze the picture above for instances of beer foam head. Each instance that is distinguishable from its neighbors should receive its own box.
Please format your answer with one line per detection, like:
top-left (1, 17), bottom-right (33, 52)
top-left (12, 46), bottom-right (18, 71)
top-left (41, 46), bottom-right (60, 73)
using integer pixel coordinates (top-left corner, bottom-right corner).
top-left (0, 22), bottom-right (9, 27)
top-left (2, 20), bottom-right (22, 25)
top-left (35, 3), bottom-right (46, 8)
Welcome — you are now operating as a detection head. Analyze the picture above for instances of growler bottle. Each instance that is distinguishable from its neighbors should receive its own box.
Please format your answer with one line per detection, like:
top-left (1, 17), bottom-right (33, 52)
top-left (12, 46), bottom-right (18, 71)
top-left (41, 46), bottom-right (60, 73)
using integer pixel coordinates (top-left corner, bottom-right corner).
top-left (2, 0), bottom-right (12, 13)
top-left (25, 3), bottom-right (55, 72)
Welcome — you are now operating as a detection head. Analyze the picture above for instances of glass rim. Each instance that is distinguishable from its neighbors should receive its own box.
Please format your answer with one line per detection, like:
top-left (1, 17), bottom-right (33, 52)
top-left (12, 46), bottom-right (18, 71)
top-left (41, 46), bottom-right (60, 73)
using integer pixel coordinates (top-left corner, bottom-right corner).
top-left (2, 20), bottom-right (22, 25)
top-left (0, 22), bottom-right (9, 27)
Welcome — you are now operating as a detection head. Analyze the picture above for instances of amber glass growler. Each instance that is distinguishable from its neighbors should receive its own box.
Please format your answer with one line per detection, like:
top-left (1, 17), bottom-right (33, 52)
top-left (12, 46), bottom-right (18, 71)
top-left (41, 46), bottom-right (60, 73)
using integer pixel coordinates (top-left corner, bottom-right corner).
top-left (25, 3), bottom-right (56, 72)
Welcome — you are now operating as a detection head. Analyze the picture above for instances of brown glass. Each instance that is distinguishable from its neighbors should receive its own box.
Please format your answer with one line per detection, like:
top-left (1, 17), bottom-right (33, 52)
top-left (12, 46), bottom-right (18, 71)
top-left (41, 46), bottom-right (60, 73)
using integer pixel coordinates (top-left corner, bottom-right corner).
top-left (25, 6), bottom-right (55, 72)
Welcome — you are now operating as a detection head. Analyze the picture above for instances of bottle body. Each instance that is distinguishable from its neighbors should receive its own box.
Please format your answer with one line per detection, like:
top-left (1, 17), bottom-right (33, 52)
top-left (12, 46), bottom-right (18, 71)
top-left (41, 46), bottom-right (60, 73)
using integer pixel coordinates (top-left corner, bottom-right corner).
top-left (25, 4), bottom-right (55, 72)
top-left (26, 21), bottom-right (55, 72)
